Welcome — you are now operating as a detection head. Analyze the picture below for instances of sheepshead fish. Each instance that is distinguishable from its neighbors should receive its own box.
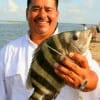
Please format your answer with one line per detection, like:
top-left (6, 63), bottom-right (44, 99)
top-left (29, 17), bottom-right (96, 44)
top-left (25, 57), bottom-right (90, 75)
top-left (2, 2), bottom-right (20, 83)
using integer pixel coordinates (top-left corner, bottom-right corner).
top-left (27, 29), bottom-right (92, 100)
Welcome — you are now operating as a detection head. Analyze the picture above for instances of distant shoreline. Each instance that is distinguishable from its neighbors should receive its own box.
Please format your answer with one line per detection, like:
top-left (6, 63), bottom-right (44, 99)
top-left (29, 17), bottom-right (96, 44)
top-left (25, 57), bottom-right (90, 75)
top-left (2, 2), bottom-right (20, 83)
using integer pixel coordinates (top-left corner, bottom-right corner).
top-left (0, 20), bottom-right (25, 23)
top-left (0, 20), bottom-right (25, 22)
top-left (0, 20), bottom-right (26, 24)
top-left (0, 20), bottom-right (98, 25)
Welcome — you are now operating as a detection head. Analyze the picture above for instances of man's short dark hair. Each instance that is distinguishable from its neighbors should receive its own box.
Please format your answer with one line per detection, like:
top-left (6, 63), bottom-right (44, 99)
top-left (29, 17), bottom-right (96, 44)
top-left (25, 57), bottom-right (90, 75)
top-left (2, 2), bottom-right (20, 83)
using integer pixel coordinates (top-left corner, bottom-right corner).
top-left (27, 0), bottom-right (59, 8)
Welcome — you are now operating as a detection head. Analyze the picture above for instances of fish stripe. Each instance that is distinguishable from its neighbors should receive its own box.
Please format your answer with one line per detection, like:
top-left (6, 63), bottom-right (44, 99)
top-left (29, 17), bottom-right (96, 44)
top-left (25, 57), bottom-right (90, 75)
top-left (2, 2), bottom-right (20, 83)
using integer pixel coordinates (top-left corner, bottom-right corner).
top-left (31, 59), bottom-right (64, 91)
top-left (50, 34), bottom-right (65, 53)
top-left (44, 37), bottom-right (61, 62)
top-left (34, 47), bottom-right (64, 83)
top-left (57, 32), bottom-right (70, 55)
top-left (46, 33), bottom-right (68, 60)
top-left (41, 43), bottom-right (56, 66)
top-left (30, 68), bottom-right (58, 94)
top-left (29, 91), bottom-right (43, 100)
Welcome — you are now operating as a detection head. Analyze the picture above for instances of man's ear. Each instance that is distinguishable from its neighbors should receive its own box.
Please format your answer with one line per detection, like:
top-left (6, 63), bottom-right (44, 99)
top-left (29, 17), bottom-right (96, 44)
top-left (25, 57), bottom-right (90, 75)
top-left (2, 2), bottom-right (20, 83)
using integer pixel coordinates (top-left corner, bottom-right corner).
top-left (56, 10), bottom-right (59, 20)
top-left (26, 8), bottom-right (28, 20)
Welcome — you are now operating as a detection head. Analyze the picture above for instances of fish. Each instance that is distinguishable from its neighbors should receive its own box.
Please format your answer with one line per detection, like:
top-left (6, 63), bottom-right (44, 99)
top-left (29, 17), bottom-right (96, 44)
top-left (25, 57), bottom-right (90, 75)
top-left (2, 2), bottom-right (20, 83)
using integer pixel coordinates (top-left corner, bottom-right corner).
top-left (27, 29), bottom-right (92, 100)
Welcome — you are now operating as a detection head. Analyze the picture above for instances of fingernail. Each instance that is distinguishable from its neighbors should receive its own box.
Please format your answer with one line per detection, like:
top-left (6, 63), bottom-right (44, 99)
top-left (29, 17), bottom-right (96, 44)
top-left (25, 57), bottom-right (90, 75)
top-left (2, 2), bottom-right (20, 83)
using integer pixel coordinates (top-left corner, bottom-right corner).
top-left (54, 62), bottom-right (59, 68)
top-left (55, 69), bottom-right (59, 74)
top-left (60, 55), bottom-right (66, 61)
top-left (69, 52), bottom-right (74, 57)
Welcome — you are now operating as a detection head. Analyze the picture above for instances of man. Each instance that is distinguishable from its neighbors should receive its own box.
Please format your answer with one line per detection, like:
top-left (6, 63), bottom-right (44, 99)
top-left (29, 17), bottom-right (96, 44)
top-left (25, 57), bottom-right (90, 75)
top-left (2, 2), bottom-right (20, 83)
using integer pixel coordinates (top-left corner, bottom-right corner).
top-left (0, 0), bottom-right (100, 100)
top-left (82, 24), bottom-right (88, 30)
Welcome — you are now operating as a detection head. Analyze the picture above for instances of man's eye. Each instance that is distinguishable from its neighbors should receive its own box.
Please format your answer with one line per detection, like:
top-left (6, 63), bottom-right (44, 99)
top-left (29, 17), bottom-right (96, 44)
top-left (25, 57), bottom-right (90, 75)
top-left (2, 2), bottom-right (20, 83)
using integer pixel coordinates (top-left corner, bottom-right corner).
top-left (31, 7), bottom-right (40, 11)
top-left (45, 9), bottom-right (56, 13)
top-left (46, 9), bottom-right (52, 12)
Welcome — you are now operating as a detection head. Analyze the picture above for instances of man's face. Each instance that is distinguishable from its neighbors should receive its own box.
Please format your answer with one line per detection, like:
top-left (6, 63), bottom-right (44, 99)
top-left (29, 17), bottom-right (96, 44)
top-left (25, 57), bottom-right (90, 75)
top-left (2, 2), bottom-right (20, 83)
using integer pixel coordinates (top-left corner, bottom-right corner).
top-left (26, 0), bottom-right (59, 35)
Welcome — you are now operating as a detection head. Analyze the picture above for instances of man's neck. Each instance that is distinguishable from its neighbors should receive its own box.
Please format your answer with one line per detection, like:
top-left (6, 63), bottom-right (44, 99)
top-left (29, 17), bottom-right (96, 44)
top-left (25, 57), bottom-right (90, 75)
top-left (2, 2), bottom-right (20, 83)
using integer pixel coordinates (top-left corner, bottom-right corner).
top-left (29, 32), bottom-right (53, 45)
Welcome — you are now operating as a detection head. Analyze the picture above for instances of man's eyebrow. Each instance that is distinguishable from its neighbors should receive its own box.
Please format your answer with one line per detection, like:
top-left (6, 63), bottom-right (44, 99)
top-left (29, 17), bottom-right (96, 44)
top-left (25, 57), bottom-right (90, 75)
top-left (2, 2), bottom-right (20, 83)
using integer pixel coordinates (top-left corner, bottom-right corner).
top-left (31, 5), bottom-right (40, 8)
top-left (31, 5), bottom-right (54, 9)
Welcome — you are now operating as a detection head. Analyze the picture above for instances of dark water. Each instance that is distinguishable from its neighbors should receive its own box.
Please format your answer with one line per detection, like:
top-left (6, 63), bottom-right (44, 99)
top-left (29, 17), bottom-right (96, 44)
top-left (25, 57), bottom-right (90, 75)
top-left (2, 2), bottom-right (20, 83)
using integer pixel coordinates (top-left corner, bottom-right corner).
top-left (0, 21), bottom-right (85, 48)
top-left (0, 21), bottom-right (28, 48)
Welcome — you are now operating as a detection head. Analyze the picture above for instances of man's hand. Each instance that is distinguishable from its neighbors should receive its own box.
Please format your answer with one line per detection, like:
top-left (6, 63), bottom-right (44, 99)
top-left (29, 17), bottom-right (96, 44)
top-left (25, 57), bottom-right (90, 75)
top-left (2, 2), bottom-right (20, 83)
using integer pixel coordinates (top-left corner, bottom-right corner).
top-left (54, 52), bottom-right (98, 92)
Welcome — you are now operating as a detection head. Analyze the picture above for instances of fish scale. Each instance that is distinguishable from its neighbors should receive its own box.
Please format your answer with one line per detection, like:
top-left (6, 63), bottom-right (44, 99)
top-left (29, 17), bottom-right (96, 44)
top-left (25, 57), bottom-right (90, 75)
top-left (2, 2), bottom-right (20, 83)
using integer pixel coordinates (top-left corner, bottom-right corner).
top-left (27, 29), bottom-right (92, 100)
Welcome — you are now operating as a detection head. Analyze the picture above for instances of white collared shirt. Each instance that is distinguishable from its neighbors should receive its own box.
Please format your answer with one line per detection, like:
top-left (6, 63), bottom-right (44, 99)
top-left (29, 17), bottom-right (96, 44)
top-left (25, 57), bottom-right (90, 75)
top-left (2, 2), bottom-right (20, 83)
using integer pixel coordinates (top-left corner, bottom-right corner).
top-left (0, 30), bottom-right (100, 100)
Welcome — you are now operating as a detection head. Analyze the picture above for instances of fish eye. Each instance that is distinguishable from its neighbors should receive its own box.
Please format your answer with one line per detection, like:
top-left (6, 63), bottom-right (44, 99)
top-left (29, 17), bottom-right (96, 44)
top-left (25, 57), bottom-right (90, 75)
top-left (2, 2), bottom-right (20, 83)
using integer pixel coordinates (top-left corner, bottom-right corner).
top-left (72, 35), bottom-right (78, 40)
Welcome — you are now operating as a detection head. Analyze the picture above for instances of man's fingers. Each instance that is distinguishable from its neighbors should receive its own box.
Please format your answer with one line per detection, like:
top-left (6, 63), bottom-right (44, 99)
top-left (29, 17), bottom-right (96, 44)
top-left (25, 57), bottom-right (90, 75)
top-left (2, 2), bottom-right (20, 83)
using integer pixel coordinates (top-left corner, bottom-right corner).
top-left (69, 52), bottom-right (89, 68)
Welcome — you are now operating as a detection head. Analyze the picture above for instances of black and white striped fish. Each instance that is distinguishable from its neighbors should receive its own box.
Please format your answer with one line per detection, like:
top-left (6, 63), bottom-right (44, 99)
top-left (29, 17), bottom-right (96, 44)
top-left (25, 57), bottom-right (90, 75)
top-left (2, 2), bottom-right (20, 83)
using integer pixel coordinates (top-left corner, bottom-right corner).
top-left (27, 29), bottom-right (92, 100)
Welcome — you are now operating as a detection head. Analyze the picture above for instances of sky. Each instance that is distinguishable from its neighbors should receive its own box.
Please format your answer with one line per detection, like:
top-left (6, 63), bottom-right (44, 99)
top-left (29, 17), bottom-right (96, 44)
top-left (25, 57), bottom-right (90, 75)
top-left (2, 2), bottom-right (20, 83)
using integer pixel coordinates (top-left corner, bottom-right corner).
top-left (0, 0), bottom-right (100, 24)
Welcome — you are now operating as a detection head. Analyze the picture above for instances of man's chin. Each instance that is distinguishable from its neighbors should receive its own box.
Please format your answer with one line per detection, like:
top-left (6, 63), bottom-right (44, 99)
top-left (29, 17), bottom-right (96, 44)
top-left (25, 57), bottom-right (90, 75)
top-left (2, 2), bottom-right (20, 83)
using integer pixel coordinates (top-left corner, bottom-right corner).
top-left (37, 29), bottom-right (49, 34)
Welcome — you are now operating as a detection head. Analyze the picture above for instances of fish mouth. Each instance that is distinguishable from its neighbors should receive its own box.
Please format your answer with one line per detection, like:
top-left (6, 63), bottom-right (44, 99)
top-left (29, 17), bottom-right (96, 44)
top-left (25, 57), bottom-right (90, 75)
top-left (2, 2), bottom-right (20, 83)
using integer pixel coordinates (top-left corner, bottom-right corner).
top-left (68, 42), bottom-right (82, 53)
top-left (67, 30), bottom-right (92, 54)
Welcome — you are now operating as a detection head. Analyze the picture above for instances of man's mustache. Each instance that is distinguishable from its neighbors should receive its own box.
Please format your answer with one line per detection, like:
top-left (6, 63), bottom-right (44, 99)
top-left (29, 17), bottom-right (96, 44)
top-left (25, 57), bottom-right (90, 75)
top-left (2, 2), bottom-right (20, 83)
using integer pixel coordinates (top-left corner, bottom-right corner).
top-left (34, 17), bottom-right (50, 22)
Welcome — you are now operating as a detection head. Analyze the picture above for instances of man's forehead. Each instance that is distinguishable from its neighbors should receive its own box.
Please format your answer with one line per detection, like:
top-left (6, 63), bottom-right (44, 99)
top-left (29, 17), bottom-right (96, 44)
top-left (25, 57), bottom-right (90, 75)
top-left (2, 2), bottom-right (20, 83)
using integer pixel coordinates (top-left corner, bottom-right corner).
top-left (30, 0), bottom-right (56, 6)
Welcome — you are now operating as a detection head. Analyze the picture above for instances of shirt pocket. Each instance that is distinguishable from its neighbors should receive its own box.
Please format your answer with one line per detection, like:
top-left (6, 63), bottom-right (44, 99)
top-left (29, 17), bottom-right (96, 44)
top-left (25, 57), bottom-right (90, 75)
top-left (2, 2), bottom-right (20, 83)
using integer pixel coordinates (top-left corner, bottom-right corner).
top-left (5, 74), bottom-right (33, 100)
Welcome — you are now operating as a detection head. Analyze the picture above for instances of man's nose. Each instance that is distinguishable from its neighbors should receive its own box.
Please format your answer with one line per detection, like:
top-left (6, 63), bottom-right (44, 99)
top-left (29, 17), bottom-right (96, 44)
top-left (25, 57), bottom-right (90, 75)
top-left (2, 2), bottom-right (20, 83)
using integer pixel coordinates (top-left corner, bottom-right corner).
top-left (38, 8), bottom-right (47, 18)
